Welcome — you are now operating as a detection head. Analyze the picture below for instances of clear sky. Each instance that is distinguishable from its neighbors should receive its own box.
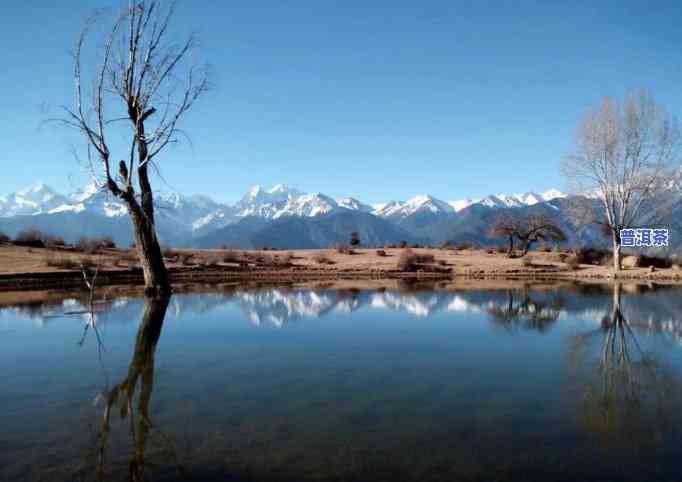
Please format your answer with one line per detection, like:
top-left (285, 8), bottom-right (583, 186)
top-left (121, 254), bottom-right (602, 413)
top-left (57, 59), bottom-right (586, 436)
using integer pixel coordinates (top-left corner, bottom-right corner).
top-left (2, 1), bottom-right (681, 204)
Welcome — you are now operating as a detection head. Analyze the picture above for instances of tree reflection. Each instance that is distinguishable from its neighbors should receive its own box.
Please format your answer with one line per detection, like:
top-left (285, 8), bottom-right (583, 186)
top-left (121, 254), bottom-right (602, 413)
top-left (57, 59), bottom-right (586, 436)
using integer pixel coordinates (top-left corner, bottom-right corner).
top-left (571, 283), bottom-right (680, 450)
top-left (486, 288), bottom-right (563, 332)
top-left (94, 295), bottom-right (179, 482)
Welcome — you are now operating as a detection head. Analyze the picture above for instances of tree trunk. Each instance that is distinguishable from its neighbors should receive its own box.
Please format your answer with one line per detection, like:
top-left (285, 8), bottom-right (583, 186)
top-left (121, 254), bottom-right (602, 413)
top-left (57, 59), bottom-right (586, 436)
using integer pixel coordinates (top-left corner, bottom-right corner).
top-left (520, 240), bottom-right (530, 256)
top-left (129, 202), bottom-right (170, 296)
top-left (507, 235), bottom-right (514, 257)
top-left (612, 233), bottom-right (621, 272)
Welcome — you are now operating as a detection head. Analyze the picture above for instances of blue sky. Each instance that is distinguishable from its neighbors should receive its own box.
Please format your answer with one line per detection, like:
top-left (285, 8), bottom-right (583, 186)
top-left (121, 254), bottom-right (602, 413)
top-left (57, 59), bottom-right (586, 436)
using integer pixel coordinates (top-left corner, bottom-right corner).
top-left (2, 1), bottom-right (681, 203)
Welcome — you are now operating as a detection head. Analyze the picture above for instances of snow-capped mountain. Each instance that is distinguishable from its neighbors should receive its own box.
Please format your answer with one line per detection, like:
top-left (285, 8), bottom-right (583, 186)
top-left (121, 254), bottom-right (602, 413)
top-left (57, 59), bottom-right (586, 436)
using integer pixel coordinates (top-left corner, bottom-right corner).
top-left (337, 197), bottom-right (373, 212)
top-left (448, 190), bottom-right (566, 212)
top-left (0, 181), bottom-right (579, 248)
top-left (373, 194), bottom-right (455, 218)
top-left (0, 183), bottom-right (69, 217)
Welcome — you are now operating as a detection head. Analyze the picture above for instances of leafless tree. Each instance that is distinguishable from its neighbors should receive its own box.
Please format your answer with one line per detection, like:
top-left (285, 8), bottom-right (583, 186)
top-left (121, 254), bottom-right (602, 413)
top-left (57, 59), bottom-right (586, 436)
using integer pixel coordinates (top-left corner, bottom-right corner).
top-left (514, 214), bottom-right (566, 256)
top-left (63, 0), bottom-right (208, 295)
top-left (489, 212), bottom-right (522, 257)
top-left (489, 212), bottom-right (565, 257)
top-left (561, 91), bottom-right (680, 272)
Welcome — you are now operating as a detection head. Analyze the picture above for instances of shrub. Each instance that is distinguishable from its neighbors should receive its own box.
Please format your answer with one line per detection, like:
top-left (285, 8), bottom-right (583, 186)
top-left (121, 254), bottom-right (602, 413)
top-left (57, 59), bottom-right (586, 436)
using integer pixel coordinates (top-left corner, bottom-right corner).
top-left (455, 242), bottom-right (474, 250)
top-left (521, 256), bottom-right (533, 267)
top-left (76, 237), bottom-right (116, 254)
top-left (496, 245), bottom-right (507, 254)
top-left (638, 254), bottom-right (672, 269)
top-left (376, 249), bottom-right (387, 257)
top-left (14, 229), bottom-right (46, 248)
top-left (416, 252), bottom-right (435, 263)
top-left (222, 249), bottom-right (241, 263)
top-left (399, 240), bottom-right (408, 249)
top-left (203, 257), bottom-right (220, 268)
top-left (573, 247), bottom-right (611, 265)
top-left (485, 247), bottom-right (495, 254)
top-left (566, 255), bottom-right (581, 270)
top-left (336, 244), bottom-right (355, 255)
top-left (97, 236), bottom-right (116, 249)
top-left (397, 249), bottom-right (418, 271)
top-left (43, 234), bottom-right (66, 248)
top-left (350, 232), bottom-right (360, 247)
top-left (177, 253), bottom-right (195, 266)
top-left (280, 252), bottom-right (294, 265)
top-left (0, 232), bottom-right (9, 243)
top-left (313, 252), bottom-right (335, 265)
top-left (538, 244), bottom-right (551, 252)
top-left (439, 240), bottom-right (453, 250)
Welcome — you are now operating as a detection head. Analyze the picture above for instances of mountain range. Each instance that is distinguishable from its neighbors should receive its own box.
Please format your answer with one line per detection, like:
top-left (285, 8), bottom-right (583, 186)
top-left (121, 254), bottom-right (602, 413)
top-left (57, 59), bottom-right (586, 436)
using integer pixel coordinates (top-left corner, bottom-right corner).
top-left (0, 181), bottom-right (665, 250)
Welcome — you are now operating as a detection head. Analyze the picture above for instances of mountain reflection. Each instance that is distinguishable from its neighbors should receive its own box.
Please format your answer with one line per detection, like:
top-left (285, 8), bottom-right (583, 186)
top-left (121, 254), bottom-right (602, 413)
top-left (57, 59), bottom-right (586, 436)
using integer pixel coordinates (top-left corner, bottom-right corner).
top-left (6, 284), bottom-right (682, 343)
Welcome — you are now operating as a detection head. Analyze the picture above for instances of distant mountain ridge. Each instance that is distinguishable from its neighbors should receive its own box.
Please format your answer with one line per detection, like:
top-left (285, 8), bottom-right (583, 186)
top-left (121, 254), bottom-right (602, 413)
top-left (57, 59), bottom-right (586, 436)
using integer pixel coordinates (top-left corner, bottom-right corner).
top-left (0, 181), bottom-right (631, 250)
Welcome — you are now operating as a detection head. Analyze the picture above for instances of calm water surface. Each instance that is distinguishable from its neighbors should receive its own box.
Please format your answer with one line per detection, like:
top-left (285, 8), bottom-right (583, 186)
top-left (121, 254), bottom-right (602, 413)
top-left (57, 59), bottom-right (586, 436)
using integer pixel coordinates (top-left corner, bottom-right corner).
top-left (1, 282), bottom-right (682, 482)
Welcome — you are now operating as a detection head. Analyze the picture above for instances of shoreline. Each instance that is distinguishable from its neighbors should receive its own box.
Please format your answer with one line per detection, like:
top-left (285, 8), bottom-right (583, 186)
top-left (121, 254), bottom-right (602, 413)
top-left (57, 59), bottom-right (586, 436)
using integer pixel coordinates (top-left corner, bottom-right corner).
top-left (2, 245), bottom-right (682, 292)
top-left (2, 264), bottom-right (682, 293)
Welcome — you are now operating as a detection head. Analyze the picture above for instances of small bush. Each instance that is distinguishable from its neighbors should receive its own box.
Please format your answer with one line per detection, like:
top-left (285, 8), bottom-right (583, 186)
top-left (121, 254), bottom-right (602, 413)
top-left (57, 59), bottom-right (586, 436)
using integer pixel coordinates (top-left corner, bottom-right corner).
top-left (313, 252), bottom-right (335, 265)
top-left (0, 232), bottom-right (9, 243)
top-left (455, 242), bottom-right (474, 250)
top-left (43, 234), bottom-right (66, 248)
top-left (76, 237), bottom-right (116, 254)
top-left (336, 244), bottom-right (355, 255)
top-left (282, 252), bottom-right (294, 264)
top-left (521, 256), bottom-right (533, 267)
top-left (399, 240), bottom-right (408, 249)
top-left (222, 249), bottom-right (241, 263)
top-left (416, 252), bottom-right (435, 263)
top-left (566, 255), bottom-right (581, 270)
top-left (376, 249), bottom-right (387, 257)
top-left (14, 229), bottom-right (46, 248)
top-left (397, 249), bottom-right (418, 271)
top-left (538, 244), bottom-right (551, 252)
top-left (573, 247), bottom-right (611, 266)
top-left (439, 240), bottom-right (453, 250)
top-left (638, 254), bottom-right (672, 269)
top-left (496, 245), bottom-right (507, 254)
top-left (203, 257), bottom-right (220, 268)
top-left (485, 247), bottom-right (495, 254)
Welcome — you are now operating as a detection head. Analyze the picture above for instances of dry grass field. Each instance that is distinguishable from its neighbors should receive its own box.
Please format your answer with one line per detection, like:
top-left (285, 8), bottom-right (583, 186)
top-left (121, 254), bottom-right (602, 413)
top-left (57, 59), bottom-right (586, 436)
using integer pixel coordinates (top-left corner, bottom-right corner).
top-left (1, 242), bottom-right (680, 283)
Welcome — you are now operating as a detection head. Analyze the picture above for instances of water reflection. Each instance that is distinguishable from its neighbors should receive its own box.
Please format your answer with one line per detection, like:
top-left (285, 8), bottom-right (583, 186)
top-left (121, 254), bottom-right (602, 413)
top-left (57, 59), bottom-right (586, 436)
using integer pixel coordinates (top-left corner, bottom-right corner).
top-left (486, 288), bottom-right (563, 332)
top-left (93, 296), bottom-right (176, 482)
top-left (570, 283), bottom-right (681, 452)
top-left (2, 283), bottom-right (682, 481)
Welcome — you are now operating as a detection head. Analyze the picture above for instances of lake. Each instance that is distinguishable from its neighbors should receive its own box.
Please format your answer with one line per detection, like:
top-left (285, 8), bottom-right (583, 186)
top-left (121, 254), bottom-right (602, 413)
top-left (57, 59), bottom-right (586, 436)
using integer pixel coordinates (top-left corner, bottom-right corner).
top-left (1, 281), bottom-right (682, 482)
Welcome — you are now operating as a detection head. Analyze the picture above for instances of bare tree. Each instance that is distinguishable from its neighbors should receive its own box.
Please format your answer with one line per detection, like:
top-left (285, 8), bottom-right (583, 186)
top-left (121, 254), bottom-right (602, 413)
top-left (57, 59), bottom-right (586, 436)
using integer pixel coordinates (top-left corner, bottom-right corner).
top-left (63, 1), bottom-right (208, 295)
top-left (489, 212), bottom-right (522, 257)
top-left (561, 91), bottom-right (679, 272)
top-left (514, 214), bottom-right (566, 256)
top-left (489, 212), bottom-right (565, 257)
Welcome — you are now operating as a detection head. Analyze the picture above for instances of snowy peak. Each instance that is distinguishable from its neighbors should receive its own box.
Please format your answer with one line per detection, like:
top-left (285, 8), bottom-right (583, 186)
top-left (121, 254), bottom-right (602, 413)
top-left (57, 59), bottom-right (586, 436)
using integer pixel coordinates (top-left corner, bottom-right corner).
top-left (337, 197), bottom-right (373, 212)
top-left (449, 190), bottom-right (565, 212)
top-left (372, 194), bottom-right (454, 218)
top-left (0, 182), bottom-right (69, 217)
